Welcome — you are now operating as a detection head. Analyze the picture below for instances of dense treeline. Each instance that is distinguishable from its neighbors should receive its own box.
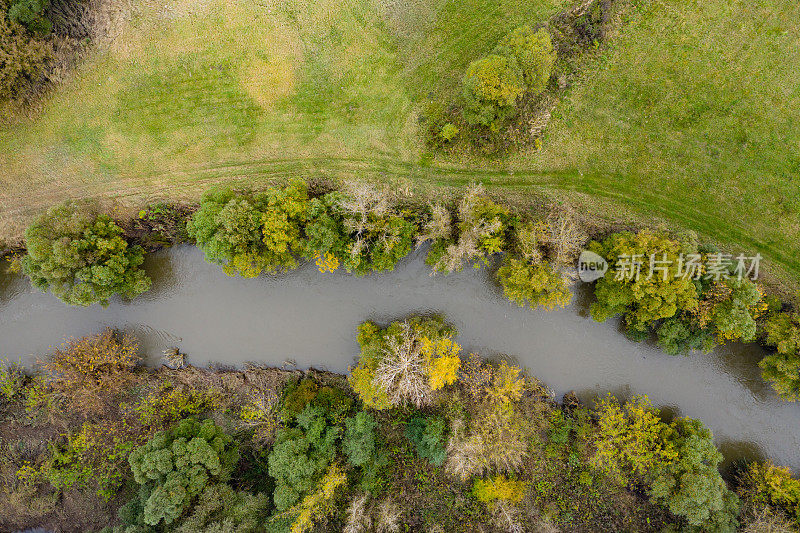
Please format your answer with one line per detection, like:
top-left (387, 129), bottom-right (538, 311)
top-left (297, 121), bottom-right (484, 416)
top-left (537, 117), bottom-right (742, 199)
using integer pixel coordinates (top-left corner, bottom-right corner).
top-left (9, 180), bottom-right (800, 403)
top-left (2, 321), bottom-right (799, 532)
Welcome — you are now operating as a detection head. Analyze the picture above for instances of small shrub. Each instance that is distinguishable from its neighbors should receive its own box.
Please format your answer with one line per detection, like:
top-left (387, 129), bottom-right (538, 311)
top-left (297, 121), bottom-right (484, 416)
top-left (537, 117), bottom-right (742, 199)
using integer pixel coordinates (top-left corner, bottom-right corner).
top-left (493, 26), bottom-right (556, 95)
top-left (42, 421), bottom-right (134, 501)
top-left (22, 202), bottom-right (151, 306)
top-left (7, 0), bottom-right (51, 34)
top-left (473, 475), bottom-right (527, 504)
top-left (0, 359), bottom-right (26, 401)
top-left (462, 54), bottom-right (525, 129)
top-left (135, 382), bottom-right (220, 429)
top-left (439, 123), bottom-right (459, 143)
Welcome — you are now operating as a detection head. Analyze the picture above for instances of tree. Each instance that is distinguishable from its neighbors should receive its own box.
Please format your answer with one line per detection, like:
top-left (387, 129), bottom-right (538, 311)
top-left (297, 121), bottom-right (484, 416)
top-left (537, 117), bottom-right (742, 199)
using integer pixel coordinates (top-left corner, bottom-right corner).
top-left (22, 202), bottom-right (151, 306)
top-left (648, 418), bottom-right (739, 531)
top-left (592, 395), bottom-right (678, 483)
top-left (589, 230), bottom-right (699, 332)
top-left (0, 6), bottom-right (52, 103)
top-left (593, 396), bottom-right (738, 530)
top-left (759, 310), bottom-right (800, 400)
top-left (462, 54), bottom-right (525, 129)
top-left (493, 26), bottom-right (556, 95)
top-left (349, 317), bottom-right (459, 409)
top-left (406, 416), bottom-right (448, 466)
top-left (343, 412), bottom-right (378, 467)
top-left (7, 0), bottom-right (50, 34)
top-left (738, 461), bottom-right (800, 526)
top-left (303, 185), bottom-right (416, 275)
top-left (427, 185), bottom-right (511, 273)
top-left (284, 462), bottom-right (348, 533)
top-left (268, 405), bottom-right (341, 511)
top-left (187, 183), bottom-right (309, 277)
top-left (126, 418), bottom-right (239, 527)
top-left (496, 257), bottom-right (572, 310)
top-left (695, 278), bottom-right (764, 343)
top-left (656, 315), bottom-right (716, 356)
top-left (172, 484), bottom-right (271, 533)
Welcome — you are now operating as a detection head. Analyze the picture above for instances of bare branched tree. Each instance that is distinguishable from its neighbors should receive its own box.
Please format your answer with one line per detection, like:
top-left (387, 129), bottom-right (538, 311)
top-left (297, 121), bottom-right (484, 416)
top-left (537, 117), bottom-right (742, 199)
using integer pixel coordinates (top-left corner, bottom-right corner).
top-left (545, 210), bottom-right (587, 266)
top-left (492, 500), bottom-right (525, 533)
top-left (374, 321), bottom-right (430, 408)
top-left (417, 203), bottom-right (453, 247)
top-left (377, 499), bottom-right (402, 533)
top-left (337, 181), bottom-right (399, 261)
top-left (344, 493), bottom-right (372, 533)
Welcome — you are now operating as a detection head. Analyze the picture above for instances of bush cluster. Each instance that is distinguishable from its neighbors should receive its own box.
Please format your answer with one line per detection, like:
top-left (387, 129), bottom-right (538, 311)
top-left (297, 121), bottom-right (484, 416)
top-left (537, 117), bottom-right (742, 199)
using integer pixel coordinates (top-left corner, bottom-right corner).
top-left (462, 25), bottom-right (556, 131)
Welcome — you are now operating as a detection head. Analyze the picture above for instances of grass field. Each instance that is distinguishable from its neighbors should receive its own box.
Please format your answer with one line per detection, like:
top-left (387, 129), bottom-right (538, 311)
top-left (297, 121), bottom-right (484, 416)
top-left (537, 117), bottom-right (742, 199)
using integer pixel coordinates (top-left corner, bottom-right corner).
top-left (1, 0), bottom-right (799, 288)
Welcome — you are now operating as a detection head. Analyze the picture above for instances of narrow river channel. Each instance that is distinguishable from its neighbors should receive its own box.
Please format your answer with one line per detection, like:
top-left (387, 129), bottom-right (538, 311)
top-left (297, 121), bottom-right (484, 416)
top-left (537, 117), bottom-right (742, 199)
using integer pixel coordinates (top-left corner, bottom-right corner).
top-left (1, 245), bottom-right (798, 470)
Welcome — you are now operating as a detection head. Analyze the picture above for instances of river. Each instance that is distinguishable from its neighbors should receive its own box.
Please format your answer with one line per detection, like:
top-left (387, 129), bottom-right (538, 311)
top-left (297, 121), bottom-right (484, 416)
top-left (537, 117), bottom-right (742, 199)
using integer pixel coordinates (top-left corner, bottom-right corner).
top-left (1, 245), bottom-right (798, 470)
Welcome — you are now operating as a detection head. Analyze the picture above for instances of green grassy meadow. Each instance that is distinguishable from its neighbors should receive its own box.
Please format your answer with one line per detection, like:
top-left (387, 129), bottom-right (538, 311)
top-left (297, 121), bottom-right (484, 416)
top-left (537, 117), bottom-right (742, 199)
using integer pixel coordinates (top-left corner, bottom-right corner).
top-left (1, 0), bottom-right (799, 287)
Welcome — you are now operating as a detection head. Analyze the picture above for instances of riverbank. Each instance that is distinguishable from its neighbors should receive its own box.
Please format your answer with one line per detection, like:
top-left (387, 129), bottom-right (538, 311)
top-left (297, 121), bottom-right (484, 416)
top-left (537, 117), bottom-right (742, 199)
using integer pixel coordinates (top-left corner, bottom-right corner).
top-left (2, 327), bottom-right (797, 532)
top-left (2, 245), bottom-right (799, 472)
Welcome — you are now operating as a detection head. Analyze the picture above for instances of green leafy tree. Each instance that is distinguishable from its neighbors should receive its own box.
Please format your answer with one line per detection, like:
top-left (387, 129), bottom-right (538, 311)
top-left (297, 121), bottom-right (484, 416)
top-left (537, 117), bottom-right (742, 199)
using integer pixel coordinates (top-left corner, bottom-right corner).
top-left (496, 256), bottom-right (571, 310)
top-left (462, 54), bottom-right (525, 129)
top-left (267, 405), bottom-right (342, 511)
top-left (695, 278), bottom-right (764, 342)
top-left (405, 416), bottom-right (448, 466)
top-left (187, 183), bottom-right (309, 277)
top-left (343, 411), bottom-right (387, 492)
top-left (303, 187), bottom-right (416, 275)
top-left (592, 395), bottom-right (678, 483)
top-left (760, 310), bottom-right (800, 400)
top-left (22, 202), bottom-right (151, 306)
top-left (343, 412), bottom-right (378, 467)
top-left (589, 230), bottom-right (699, 332)
top-left (648, 418), bottom-right (739, 531)
top-left (125, 418), bottom-right (239, 527)
top-left (493, 26), bottom-right (556, 94)
top-left (656, 316), bottom-right (716, 356)
top-left (7, 0), bottom-right (50, 34)
top-left (172, 483), bottom-right (271, 533)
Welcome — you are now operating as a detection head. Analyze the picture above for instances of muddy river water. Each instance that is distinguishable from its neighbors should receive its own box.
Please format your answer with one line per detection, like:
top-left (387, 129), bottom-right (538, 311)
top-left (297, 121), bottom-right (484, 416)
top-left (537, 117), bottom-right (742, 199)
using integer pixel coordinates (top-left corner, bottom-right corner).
top-left (1, 245), bottom-right (798, 470)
